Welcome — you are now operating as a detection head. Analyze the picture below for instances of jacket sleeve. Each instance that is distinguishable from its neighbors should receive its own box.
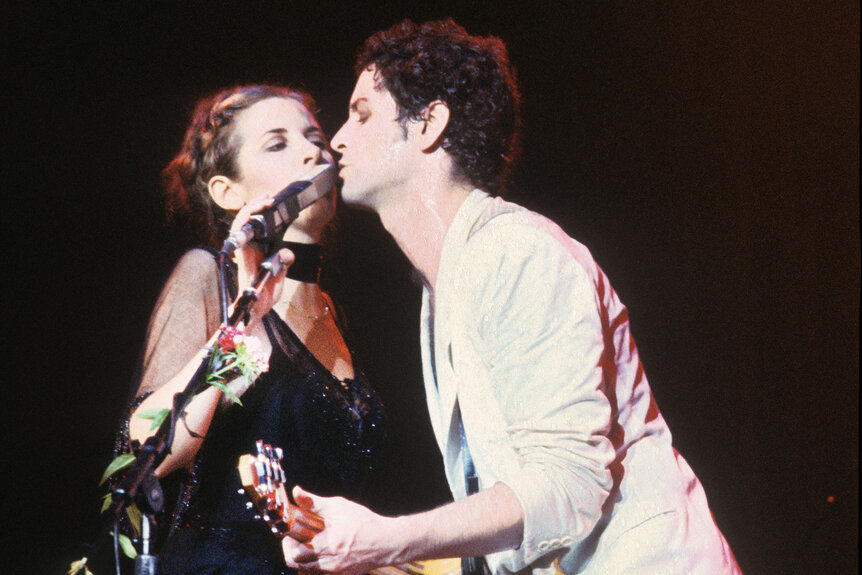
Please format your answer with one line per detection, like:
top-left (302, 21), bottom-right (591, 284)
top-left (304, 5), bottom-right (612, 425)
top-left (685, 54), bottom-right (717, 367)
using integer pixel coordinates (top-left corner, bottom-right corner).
top-left (456, 215), bottom-right (616, 571)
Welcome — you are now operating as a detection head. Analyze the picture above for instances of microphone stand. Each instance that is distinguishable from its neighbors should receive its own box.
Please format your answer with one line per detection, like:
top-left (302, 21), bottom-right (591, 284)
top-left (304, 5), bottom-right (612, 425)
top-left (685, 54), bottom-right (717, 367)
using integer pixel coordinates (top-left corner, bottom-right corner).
top-left (102, 251), bottom-right (286, 574)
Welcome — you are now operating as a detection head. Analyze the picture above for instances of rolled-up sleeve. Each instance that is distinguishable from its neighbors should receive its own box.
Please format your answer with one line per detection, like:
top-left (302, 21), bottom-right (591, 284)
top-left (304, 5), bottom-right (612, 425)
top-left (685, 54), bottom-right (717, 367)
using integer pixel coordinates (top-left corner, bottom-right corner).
top-left (457, 217), bottom-right (616, 571)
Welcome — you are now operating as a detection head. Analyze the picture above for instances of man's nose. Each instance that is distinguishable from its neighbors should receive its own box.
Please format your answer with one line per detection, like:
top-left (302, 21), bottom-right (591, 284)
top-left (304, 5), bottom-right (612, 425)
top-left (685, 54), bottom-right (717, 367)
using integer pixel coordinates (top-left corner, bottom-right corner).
top-left (331, 124), bottom-right (348, 151)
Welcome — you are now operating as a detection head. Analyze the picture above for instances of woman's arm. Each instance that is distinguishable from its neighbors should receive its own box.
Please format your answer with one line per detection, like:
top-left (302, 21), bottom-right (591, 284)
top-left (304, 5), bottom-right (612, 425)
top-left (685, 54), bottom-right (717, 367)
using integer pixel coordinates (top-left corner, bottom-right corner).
top-left (128, 330), bottom-right (226, 476)
top-left (128, 197), bottom-right (292, 477)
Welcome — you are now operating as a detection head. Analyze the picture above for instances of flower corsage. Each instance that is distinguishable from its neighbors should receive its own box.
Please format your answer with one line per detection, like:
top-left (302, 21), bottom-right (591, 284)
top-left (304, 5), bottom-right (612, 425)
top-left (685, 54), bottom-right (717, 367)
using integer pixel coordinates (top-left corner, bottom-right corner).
top-left (206, 325), bottom-right (270, 406)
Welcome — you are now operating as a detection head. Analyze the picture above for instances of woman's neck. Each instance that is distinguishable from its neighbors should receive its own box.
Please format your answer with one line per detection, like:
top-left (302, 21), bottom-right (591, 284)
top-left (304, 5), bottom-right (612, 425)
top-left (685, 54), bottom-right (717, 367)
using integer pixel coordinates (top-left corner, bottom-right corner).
top-left (274, 278), bottom-right (326, 316)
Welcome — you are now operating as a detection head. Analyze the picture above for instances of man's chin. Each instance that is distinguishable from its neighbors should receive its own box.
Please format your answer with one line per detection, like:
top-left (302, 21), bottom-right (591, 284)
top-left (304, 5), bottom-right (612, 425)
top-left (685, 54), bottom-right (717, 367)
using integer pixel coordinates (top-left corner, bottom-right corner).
top-left (340, 185), bottom-right (374, 211)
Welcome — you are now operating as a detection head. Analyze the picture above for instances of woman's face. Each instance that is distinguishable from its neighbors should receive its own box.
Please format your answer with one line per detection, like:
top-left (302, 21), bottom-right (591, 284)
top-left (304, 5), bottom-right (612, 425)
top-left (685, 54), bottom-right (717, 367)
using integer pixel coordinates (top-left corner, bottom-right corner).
top-left (228, 96), bottom-right (336, 235)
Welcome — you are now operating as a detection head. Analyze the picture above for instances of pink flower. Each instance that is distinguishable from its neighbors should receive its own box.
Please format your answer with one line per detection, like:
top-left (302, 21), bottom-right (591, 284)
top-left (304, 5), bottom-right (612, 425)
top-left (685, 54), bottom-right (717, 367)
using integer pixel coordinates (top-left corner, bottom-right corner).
top-left (243, 335), bottom-right (270, 373)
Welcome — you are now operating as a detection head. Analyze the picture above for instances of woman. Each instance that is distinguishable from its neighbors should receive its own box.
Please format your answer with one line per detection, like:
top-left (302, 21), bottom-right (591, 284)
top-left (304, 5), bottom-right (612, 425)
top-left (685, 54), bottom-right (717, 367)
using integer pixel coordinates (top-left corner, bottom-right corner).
top-left (117, 85), bottom-right (386, 574)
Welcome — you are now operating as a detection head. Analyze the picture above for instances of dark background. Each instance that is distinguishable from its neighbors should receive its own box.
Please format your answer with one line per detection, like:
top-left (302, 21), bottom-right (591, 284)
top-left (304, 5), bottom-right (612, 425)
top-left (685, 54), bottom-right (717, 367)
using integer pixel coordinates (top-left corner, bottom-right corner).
top-left (4, 2), bottom-right (858, 574)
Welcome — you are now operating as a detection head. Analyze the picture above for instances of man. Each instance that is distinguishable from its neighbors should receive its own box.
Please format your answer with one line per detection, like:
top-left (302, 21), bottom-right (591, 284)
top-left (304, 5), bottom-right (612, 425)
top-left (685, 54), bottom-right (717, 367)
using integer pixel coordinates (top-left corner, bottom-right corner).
top-left (282, 19), bottom-right (741, 575)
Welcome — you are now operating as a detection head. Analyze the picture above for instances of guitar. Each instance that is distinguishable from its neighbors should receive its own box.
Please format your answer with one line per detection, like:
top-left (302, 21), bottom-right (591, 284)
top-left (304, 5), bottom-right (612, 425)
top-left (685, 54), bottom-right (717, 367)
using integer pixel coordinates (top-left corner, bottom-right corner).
top-left (237, 440), bottom-right (325, 542)
top-left (237, 440), bottom-right (465, 575)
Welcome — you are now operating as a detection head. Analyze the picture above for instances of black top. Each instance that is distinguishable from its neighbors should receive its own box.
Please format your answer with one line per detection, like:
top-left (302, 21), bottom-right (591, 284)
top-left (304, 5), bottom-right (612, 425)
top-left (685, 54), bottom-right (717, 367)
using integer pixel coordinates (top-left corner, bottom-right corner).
top-left (111, 249), bottom-right (386, 575)
top-left (159, 313), bottom-right (386, 574)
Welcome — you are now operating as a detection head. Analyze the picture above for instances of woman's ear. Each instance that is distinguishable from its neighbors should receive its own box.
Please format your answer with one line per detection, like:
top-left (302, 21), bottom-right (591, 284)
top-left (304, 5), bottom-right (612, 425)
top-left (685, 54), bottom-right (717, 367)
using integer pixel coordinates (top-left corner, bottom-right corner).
top-left (208, 175), bottom-right (244, 210)
top-left (416, 100), bottom-right (450, 152)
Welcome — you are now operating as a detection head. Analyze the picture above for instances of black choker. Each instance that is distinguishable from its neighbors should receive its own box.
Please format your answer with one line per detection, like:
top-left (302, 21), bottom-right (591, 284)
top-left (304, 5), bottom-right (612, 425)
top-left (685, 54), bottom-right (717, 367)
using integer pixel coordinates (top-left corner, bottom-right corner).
top-left (280, 242), bottom-right (323, 283)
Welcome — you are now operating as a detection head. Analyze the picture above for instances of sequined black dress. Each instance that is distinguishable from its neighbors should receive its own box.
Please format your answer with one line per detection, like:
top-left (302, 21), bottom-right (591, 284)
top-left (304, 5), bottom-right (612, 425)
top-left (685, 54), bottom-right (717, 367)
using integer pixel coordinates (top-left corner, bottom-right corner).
top-left (117, 249), bottom-right (386, 575)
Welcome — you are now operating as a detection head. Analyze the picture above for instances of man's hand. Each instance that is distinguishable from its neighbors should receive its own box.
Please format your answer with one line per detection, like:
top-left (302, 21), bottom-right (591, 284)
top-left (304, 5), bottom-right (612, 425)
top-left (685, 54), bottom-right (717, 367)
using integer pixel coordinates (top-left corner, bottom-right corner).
top-left (282, 482), bottom-right (524, 574)
top-left (282, 486), bottom-right (401, 575)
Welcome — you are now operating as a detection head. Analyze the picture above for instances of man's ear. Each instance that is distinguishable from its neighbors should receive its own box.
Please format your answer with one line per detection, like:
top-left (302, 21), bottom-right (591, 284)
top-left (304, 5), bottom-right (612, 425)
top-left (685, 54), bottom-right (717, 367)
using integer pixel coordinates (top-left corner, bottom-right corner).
top-left (208, 175), bottom-right (244, 210)
top-left (415, 100), bottom-right (450, 152)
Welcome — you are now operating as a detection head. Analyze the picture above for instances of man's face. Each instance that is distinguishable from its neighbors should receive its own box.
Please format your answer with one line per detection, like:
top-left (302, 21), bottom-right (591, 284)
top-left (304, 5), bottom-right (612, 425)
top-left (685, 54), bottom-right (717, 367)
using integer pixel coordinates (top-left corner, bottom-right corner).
top-left (331, 67), bottom-right (415, 211)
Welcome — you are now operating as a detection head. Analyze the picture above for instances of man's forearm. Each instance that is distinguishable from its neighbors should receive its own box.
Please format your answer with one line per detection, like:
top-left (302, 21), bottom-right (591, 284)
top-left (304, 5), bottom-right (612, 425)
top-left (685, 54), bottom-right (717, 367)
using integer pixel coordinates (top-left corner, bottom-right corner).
top-left (386, 482), bottom-right (525, 564)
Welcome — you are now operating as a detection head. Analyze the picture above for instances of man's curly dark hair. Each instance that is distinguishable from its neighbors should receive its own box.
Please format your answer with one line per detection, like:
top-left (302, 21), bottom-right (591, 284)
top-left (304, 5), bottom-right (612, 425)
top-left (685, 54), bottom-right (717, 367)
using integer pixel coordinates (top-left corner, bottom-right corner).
top-left (355, 19), bottom-right (522, 196)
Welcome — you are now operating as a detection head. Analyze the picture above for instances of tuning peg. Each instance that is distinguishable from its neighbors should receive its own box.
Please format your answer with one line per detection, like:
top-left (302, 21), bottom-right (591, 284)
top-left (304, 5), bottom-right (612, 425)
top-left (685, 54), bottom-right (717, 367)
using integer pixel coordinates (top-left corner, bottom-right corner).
top-left (246, 502), bottom-right (254, 510)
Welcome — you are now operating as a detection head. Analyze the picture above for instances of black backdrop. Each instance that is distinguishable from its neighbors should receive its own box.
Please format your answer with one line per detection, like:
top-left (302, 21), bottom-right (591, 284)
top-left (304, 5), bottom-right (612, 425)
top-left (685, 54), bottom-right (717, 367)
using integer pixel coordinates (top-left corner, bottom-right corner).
top-left (4, 2), bottom-right (858, 574)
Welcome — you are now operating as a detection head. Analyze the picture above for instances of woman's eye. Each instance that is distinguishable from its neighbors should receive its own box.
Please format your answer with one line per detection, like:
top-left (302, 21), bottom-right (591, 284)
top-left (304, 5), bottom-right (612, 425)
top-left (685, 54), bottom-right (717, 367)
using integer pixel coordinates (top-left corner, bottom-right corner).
top-left (266, 140), bottom-right (287, 152)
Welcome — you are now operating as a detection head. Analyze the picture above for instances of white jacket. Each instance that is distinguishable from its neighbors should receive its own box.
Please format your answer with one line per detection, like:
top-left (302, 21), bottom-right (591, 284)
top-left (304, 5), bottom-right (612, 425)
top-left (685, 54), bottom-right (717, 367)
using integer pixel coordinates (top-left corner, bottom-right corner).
top-left (420, 190), bottom-right (740, 575)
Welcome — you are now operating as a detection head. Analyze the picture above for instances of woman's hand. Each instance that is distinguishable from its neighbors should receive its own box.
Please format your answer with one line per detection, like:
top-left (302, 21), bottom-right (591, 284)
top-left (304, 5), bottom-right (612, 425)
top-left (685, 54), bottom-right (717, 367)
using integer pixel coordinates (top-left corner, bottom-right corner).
top-left (229, 196), bottom-right (295, 328)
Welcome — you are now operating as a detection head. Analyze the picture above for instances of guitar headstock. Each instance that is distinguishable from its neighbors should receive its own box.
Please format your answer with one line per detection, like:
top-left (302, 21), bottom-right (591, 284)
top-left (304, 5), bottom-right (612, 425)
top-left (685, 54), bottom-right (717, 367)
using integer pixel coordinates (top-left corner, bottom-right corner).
top-left (238, 440), bottom-right (289, 534)
top-left (237, 439), bottom-right (324, 542)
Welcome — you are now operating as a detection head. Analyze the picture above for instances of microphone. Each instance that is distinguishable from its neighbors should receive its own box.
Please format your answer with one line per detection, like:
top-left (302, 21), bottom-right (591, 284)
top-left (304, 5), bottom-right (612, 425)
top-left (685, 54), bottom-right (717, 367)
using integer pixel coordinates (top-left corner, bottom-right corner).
top-left (222, 163), bottom-right (337, 255)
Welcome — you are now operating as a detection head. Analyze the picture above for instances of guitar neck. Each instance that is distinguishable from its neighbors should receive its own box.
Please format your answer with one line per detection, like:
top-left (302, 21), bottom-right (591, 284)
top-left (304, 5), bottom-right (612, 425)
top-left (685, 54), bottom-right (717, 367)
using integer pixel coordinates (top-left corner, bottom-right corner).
top-left (237, 451), bottom-right (324, 542)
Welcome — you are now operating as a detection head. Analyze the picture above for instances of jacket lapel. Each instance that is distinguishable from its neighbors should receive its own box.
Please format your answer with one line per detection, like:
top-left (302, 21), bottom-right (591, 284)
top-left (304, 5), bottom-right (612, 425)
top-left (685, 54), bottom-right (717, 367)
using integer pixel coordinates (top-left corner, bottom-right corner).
top-left (420, 190), bottom-right (490, 488)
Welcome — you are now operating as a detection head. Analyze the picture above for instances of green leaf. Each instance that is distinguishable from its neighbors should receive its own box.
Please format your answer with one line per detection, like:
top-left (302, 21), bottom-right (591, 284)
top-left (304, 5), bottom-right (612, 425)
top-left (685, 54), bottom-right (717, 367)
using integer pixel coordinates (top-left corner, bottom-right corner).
top-left (119, 533), bottom-right (138, 559)
top-left (67, 557), bottom-right (91, 575)
top-left (100, 492), bottom-right (112, 513)
top-left (207, 349), bottom-right (236, 373)
top-left (126, 502), bottom-right (143, 535)
top-left (207, 378), bottom-right (243, 406)
top-left (135, 407), bottom-right (170, 431)
top-left (110, 531), bottom-right (138, 559)
top-left (239, 361), bottom-right (262, 381)
top-left (207, 364), bottom-right (239, 381)
top-left (99, 453), bottom-right (136, 486)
